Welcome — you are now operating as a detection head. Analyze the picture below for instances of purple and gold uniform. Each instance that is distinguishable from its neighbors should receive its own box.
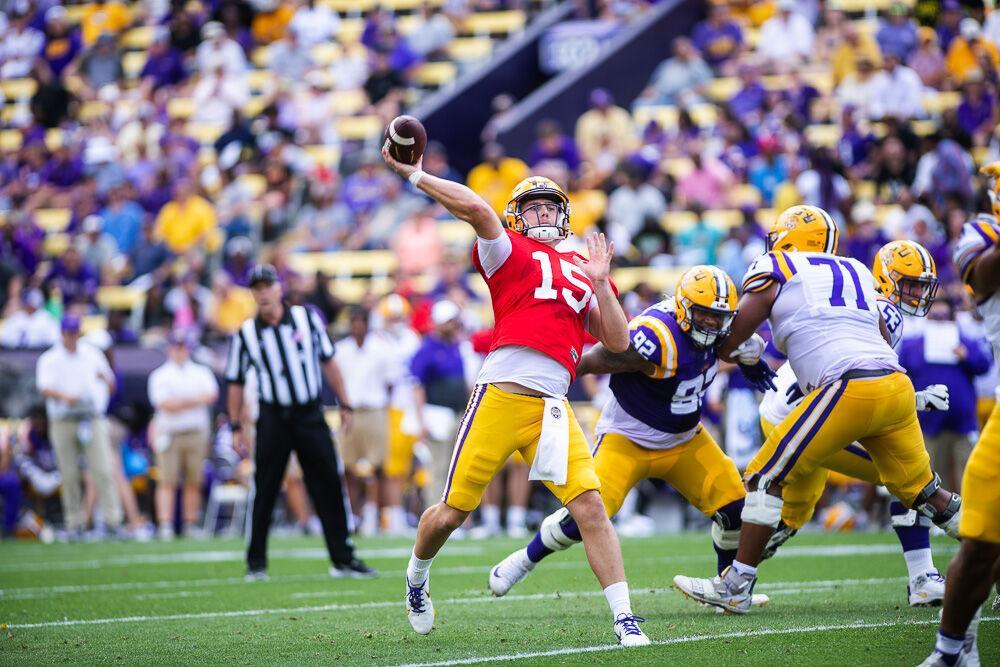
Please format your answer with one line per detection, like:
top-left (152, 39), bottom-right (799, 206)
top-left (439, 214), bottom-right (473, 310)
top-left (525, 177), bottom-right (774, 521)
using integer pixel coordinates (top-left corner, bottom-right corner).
top-left (591, 301), bottom-right (744, 518)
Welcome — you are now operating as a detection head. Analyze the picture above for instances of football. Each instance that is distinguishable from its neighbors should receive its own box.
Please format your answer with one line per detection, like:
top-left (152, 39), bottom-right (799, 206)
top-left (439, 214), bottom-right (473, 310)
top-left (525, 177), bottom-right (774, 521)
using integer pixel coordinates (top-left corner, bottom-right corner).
top-left (383, 115), bottom-right (427, 165)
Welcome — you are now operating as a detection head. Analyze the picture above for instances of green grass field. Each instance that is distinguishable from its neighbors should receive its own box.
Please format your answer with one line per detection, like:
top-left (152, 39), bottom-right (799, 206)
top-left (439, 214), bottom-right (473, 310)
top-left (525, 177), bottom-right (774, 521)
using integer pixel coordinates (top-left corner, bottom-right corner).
top-left (0, 531), bottom-right (993, 665)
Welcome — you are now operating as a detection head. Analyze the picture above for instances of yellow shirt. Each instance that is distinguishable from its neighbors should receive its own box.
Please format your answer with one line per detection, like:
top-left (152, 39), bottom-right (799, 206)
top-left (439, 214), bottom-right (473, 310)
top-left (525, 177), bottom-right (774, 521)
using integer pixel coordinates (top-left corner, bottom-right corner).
top-left (154, 195), bottom-right (220, 254)
top-left (574, 106), bottom-right (637, 166)
top-left (831, 36), bottom-right (881, 86)
top-left (772, 180), bottom-right (801, 214)
top-left (82, 2), bottom-right (131, 46)
top-left (214, 288), bottom-right (257, 335)
top-left (467, 157), bottom-right (529, 215)
top-left (946, 38), bottom-right (1000, 82)
top-left (568, 189), bottom-right (607, 237)
top-left (252, 5), bottom-right (295, 45)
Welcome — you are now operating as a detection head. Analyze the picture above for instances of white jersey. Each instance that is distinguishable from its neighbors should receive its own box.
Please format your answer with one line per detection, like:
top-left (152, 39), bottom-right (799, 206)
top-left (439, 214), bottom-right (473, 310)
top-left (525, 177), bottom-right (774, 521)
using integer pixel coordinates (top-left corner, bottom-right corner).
top-left (953, 216), bottom-right (1000, 397)
top-left (759, 297), bottom-right (905, 426)
top-left (743, 251), bottom-right (902, 394)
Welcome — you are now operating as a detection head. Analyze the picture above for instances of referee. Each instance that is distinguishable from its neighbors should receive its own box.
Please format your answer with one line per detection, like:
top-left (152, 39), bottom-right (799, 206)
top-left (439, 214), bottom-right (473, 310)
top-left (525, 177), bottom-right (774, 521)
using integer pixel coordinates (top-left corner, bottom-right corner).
top-left (225, 264), bottom-right (374, 580)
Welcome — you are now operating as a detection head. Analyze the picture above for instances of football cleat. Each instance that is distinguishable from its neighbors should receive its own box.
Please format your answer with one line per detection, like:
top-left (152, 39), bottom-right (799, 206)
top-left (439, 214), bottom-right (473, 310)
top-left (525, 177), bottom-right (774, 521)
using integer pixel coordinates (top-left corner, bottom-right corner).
top-left (760, 522), bottom-right (797, 561)
top-left (244, 569), bottom-right (269, 582)
top-left (330, 558), bottom-right (377, 579)
top-left (405, 577), bottom-right (435, 635)
top-left (909, 571), bottom-right (946, 607)
top-left (918, 651), bottom-right (968, 667)
top-left (673, 567), bottom-right (754, 615)
top-left (613, 613), bottom-right (650, 647)
top-left (488, 548), bottom-right (535, 597)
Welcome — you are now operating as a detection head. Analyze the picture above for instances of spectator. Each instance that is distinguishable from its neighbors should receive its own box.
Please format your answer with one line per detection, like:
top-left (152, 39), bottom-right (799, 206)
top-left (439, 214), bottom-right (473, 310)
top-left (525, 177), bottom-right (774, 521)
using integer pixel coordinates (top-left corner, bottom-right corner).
top-left (288, 71), bottom-right (339, 144)
top-left (289, 0), bottom-right (341, 49)
top-left (877, 1), bottom-right (919, 62)
top-left (757, 0), bottom-right (815, 66)
top-left (77, 216), bottom-right (119, 275)
top-left (29, 60), bottom-right (74, 128)
top-left (100, 183), bottom-right (145, 255)
top-left (422, 141), bottom-right (463, 184)
top-left (210, 273), bottom-right (256, 336)
top-left (634, 37), bottom-right (712, 107)
top-left (0, 289), bottom-right (58, 349)
top-left (165, 272), bottom-right (215, 331)
top-left (675, 151), bottom-right (732, 210)
top-left (410, 300), bottom-right (469, 506)
top-left (196, 21), bottom-right (248, 74)
top-left (872, 137), bottom-right (917, 202)
top-left (334, 307), bottom-right (395, 536)
top-left (605, 161), bottom-right (667, 254)
top-left (831, 22), bottom-right (881, 86)
top-left (692, 2), bottom-right (743, 72)
top-left (467, 143), bottom-right (529, 215)
top-left (153, 179), bottom-right (221, 255)
top-left (0, 3), bottom-right (44, 79)
top-left (898, 299), bottom-right (992, 491)
top-left (909, 27), bottom-right (947, 89)
top-left (35, 314), bottom-right (123, 538)
top-left (985, 6), bottom-right (1000, 49)
top-left (192, 58), bottom-right (250, 126)
top-left (342, 154), bottom-right (395, 220)
top-left (836, 55), bottom-right (887, 120)
top-left (407, 2), bottom-right (455, 59)
top-left (795, 148), bottom-right (851, 224)
top-left (129, 223), bottom-right (171, 278)
top-left (946, 18), bottom-right (1000, 83)
top-left (528, 120), bottom-right (582, 173)
top-left (729, 62), bottom-right (767, 124)
top-left (575, 89), bottom-right (637, 169)
top-left (148, 329), bottom-right (219, 539)
top-left (44, 245), bottom-right (99, 307)
top-left (748, 134), bottom-right (787, 206)
top-left (871, 52), bottom-right (926, 121)
top-left (13, 405), bottom-right (62, 525)
top-left (139, 27), bottom-right (187, 92)
top-left (296, 171), bottom-right (352, 251)
top-left (844, 200), bottom-right (889, 267)
top-left (71, 33), bottom-right (125, 98)
top-left (363, 48), bottom-right (406, 117)
top-left (267, 23), bottom-right (315, 80)
top-left (956, 70), bottom-right (998, 146)
top-left (675, 205), bottom-right (725, 266)
top-left (41, 5), bottom-right (83, 78)
top-left (936, 0), bottom-right (963, 51)
top-left (392, 207), bottom-right (444, 275)
top-left (251, 0), bottom-right (295, 45)
top-left (80, 0), bottom-right (131, 46)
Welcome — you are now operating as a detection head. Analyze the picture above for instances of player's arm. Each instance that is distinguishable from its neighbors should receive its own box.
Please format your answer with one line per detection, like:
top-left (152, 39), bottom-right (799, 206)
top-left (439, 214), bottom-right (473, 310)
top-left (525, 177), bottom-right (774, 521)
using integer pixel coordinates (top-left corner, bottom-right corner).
top-left (577, 343), bottom-right (657, 376)
top-left (717, 283), bottom-right (778, 360)
top-left (878, 316), bottom-right (892, 346)
top-left (967, 245), bottom-right (1000, 300)
top-left (381, 147), bottom-right (503, 240)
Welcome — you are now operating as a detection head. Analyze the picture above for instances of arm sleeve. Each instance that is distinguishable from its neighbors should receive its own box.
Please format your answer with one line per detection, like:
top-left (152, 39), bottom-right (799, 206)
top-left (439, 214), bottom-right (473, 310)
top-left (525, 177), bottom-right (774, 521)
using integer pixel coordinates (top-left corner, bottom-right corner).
top-left (223, 330), bottom-right (247, 383)
top-left (628, 314), bottom-right (678, 380)
top-left (409, 346), bottom-right (431, 385)
top-left (952, 219), bottom-right (1000, 285)
top-left (308, 308), bottom-right (335, 360)
top-left (476, 232), bottom-right (513, 279)
top-left (742, 252), bottom-right (796, 293)
top-left (960, 335), bottom-right (993, 376)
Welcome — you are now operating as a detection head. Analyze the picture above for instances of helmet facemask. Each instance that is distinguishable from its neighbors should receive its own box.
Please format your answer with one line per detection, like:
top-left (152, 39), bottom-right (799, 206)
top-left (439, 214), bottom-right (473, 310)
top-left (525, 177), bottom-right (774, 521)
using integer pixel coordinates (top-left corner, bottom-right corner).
top-left (894, 273), bottom-right (939, 316)
top-left (514, 197), bottom-right (569, 241)
top-left (683, 302), bottom-right (736, 348)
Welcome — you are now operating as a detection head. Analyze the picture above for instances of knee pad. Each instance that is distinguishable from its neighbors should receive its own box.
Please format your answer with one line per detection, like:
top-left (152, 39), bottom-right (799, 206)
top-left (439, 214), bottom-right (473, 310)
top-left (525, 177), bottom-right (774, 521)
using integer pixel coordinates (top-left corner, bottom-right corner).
top-left (712, 499), bottom-right (743, 550)
top-left (741, 489), bottom-right (783, 528)
top-left (911, 473), bottom-right (962, 536)
top-left (889, 501), bottom-right (932, 528)
top-left (539, 507), bottom-right (580, 551)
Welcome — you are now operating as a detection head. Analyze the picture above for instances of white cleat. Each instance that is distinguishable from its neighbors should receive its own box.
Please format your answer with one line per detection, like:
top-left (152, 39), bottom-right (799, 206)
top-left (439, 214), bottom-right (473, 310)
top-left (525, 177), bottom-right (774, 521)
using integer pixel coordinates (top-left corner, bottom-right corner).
top-left (405, 578), bottom-right (435, 635)
top-left (714, 593), bottom-right (769, 613)
top-left (918, 651), bottom-right (968, 667)
top-left (673, 567), bottom-right (754, 615)
top-left (963, 608), bottom-right (982, 667)
top-left (909, 571), bottom-right (946, 607)
top-left (614, 613), bottom-right (650, 647)
top-left (488, 548), bottom-right (535, 597)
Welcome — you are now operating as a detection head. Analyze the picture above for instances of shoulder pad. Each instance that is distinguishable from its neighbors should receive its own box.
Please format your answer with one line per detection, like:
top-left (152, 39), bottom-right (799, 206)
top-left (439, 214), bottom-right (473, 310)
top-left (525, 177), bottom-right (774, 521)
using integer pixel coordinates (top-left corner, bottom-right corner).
top-left (628, 311), bottom-right (678, 380)
top-left (742, 251), bottom-right (798, 293)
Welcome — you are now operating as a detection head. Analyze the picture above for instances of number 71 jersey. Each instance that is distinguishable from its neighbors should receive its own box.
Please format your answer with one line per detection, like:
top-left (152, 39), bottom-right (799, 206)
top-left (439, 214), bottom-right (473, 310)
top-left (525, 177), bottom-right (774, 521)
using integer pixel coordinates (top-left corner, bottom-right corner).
top-left (743, 250), bottom-right (901, 393)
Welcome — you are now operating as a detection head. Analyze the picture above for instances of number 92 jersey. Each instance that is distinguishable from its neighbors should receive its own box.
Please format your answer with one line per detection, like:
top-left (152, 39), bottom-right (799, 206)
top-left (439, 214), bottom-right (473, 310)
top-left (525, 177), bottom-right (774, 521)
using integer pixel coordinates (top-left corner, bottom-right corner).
top-left (595, 301), bottom-right (718, 451)
top-left (743, 251), bottom-right (901, 393)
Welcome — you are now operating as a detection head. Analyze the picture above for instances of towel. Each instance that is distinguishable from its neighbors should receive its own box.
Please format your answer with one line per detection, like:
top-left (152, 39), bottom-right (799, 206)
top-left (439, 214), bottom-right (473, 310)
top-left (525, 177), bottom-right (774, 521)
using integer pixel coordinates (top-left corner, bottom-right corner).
top-left (528, 397), bottom-right (570, 486)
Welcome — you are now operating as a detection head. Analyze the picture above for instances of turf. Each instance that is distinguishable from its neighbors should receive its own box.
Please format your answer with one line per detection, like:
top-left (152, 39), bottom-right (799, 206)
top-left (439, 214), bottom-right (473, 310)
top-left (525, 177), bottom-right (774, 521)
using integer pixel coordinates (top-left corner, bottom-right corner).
top-left (0, 531), bottom-right (993, 665)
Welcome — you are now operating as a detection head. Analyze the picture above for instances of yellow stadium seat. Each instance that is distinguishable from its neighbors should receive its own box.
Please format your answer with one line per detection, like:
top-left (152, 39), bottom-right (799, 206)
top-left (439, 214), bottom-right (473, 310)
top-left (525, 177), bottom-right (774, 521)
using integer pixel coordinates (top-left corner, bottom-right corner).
top-left (804, 124), bottom-right (841, 148)
top-left (661, 211), bottom-right (697, 233)
top-left (290, 250), bottom-right (399, 279)
top-left (242, 96), bottom-right (269, 118)
top-left (611, 266), bottom-right (685, 293)
top-left (168, 97), bottom-right (196, 119)
top-left (78, 101), bottom-right (110, 122)
top-left (336, 115), bottom-right (382, 140)
top-left (43, 233), bottom-right (70, 256)
top-left (756, 208), bottom-right (777, 228)
top-left (447, 37), bottom-right (493, 62)
top-left (330, 89), bottom-right (367, 116)
top-left (396, 15), bottom-right (422, 34)
top-left (381, 0), bottom-right (427, 11)
top-left (923, 91), bottom-right (961, 115)
top-left (0, 129), bottom-right (22, 152)
top-left (437, 221), bottom-right (476, 247)
top-left (633, 105), bottom-right (679, 129)
top-left (34, 208), bottom-right (72, 233)
top-left (729, 185), bottom-right (762, 208)
top-left (661, 158), bottom-right (694, 179)
top-left (81, 315), bottom-right (109, 335)
top-left (197, 147), bottom-right (217, 168)
top-left (911, 119), bottom-right (937, 137)
top-left (310, 42), bottom-right (344, 66)
top-left (246, 69), bottom-right (275, 92)
top-left (413, 62), bottom-right (457, 87)
top-left (185, 123), bottom-right (226, 145)
top-left (973, 146), bottom-right (990, 166)
top-left (304, 144), bottom-right (341, 168)
top-left (122, 51), bottom-right (147, 79)
top-left (689, 104), bottom-right (718, 127)
top-left (337, 18), bottom-right (365, 44)
top-left (121, 26), bottom-right (155, 50)
top-left (461, 10), bottom-right (526, 36)
top-left (875, 204), bottom-right (903, 226)
top-left (704, 209), bottom-right (744, 229)
top-left (322, 0), bottom-right (376, 16)
top-left (97, 286), bottom-right (145, 311)
top-left (63, 4), bottom-right (87, 24)
top-left (1, 78), bottom-right (37, 101)
top-left (236, 173), bottom-right (267, 198)
top-left (854, 181), bottom-right (877, 200)
top-left (44, 128), bottom-right (65, 151)
top-left (704, 77), bottom-right (739, 102)
top-left (251, 46), bottom-right (271, 68)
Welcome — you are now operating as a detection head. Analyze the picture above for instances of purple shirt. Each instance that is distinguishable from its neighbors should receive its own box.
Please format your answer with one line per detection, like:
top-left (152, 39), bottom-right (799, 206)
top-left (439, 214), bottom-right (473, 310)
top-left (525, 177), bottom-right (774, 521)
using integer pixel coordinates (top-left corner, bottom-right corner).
top-left (729, 82), bottom-right (766, 122)
top-left (410, 334), bottom-right (467, 412)
top-left (0, 220), bottom-right (44, 274)
top-left (876, 20), bottom-right (918, 60)
top-left (43, 28), bottom-right (82, 76)
top-left (45, 260), bottom-right (99, 305)
top-left (692, 20), bottom-right (742, 67)
top-left (140, 47), bottom-right (187, 89)
top-left (342, 172), bottom-right (390, 216)
top-left (529, 137), bottom-right (582, 172)
top-left (957, 93), bottom-right (995, 135)
top-left (41, 155), bottom-right (85, 188)
top-left (899, 332), bottom-right (992, 436)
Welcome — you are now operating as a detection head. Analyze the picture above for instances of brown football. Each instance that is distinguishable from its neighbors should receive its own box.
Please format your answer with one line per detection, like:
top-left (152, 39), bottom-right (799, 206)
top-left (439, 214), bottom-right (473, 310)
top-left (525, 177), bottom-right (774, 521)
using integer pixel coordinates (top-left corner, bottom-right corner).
top-left (383, 115), bottom-right (427, 165)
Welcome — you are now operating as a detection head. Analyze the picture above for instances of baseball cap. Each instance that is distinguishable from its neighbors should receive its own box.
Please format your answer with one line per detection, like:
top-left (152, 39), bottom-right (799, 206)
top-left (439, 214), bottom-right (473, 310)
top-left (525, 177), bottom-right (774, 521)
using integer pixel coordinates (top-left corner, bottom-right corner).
top-left (202, 21), bottom-right (225, 39)
top-left (61, 314), bottom-right (82, 333)
top-left (589, 88), bottom-right (613, 108)
top-left (83, 215), bottom-right (102, 234)
top-left (167, 328), bottom-right (196, 348)
top-left (45, 5), bottom-right (67, 23)
top-left (960, 18), bottom-right (982, 40)
top-left (431, 300), bottom-right (460, 326)
top-left (247, 264), bottom-right (279, 287)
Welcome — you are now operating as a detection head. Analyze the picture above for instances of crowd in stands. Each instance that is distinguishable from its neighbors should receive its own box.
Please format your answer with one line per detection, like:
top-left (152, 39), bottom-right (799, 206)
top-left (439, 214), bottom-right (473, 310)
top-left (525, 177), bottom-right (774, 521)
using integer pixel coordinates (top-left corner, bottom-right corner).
top-left (1, 0), bottom-right (1000, 540)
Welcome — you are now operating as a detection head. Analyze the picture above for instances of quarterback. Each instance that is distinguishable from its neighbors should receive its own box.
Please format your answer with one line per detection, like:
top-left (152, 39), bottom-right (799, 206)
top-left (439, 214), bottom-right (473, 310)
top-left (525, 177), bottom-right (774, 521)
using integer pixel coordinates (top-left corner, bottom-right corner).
top-left (673, 205), bottom-right (963, 614)
top-left (381, 146), bottom-right (650, 646)
top-left (922, 164), bottom-right (1000, 666)
top-left (758, 239), bottom-right (952, 607)
top-left (488, 266), bottom-right (775, 601)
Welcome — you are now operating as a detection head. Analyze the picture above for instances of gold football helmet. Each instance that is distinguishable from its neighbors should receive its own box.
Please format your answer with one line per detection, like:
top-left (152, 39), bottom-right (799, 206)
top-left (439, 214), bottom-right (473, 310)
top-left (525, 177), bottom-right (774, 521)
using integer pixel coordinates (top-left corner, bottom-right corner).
top-left (504, 176), bottom-right (571, 241)
top-left (873, 240), bottom-right (938, 316)
top-left (981, 161), bottom-right (1000, 218)
top-left (674, 265), bottom-right (739, 348)
top-left (767, 205), bottom-right (839, 254)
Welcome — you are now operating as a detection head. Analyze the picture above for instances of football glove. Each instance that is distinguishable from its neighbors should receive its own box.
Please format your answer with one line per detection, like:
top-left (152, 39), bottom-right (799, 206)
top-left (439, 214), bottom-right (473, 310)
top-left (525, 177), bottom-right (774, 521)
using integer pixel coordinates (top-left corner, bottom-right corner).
top-left (739, 360), bottom-right (778, 393)
top-left (729, 333), bottom-right (767, 366)
top-left (785, 382), bottom-right (805, 404)
top-left (915, 384), bottom-right (949, 412)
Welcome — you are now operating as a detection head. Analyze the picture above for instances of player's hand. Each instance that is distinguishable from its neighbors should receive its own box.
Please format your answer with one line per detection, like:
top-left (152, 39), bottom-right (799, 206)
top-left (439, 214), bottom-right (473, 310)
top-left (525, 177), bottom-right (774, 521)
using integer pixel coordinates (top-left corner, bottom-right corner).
top-left (739, 359), bottom-right (778, 393)
top-left (574, 232), bottom-right (614, 284)
top-left (785, 382), bottom-right (805, 404)
top-left (954, 344), bottom-right (967, 360)
top-left (915, 384), bottom-right (949, 412)
top-left (231, 428), bottom-right (248, 458)
top-left (381, 144), bottom-right (423, 180)
top-left (729, 333), bottom-right (766, 365)
top-left (339, 407), bottom-right (354, 434)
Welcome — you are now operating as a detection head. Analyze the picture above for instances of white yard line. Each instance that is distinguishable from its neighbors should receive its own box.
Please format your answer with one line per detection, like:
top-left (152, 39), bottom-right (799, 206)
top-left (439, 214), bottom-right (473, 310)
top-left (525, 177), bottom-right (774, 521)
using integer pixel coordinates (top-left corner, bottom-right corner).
top-left (2, 580), bottom-right (908, 630)
top-left (133, 591), bottom-right (213, 601)
top-left (389, 617), bottom-right (1000, 667)
top-left (289, 591), bottom-right (364, 599)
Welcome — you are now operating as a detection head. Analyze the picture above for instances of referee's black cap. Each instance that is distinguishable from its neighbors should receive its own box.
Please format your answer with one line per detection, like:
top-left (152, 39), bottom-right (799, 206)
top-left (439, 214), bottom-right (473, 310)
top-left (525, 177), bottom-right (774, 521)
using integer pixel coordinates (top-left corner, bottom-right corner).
top-left (248, 263), bottom-right (279, 288)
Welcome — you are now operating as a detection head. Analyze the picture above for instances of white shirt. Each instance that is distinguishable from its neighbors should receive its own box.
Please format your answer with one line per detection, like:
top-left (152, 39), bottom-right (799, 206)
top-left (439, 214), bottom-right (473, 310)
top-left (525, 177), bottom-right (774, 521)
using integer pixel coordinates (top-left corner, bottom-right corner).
top-left (148, 359), bottom-right (218, 434)
top-left (758, 13), bottom-right (815, 61)
top-left (333, 334), bottom-right (394, 409)
top-left (376, 325), bottom-right (421, 410)
top-left (36, 342), bottom-right (114, 420)
top-left (192, 73), bottom-right (249, 125)
top-left (0, 309), bottom-right (59, 349)
top-left (984, 11), bottom-right (1000, 49)
top-left (289, 5), bottom-right (340, 48)
top-left (868, 66), bottom-right (925, 120)
top-left (195, 39), bottom-right (247, 74)
top-left (0, 25), bottom-right (44, 79)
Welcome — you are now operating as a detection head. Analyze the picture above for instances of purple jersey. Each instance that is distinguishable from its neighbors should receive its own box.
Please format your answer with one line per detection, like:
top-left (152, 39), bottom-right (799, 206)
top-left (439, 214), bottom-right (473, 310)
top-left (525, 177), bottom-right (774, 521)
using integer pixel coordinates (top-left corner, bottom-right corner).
top-left (606, 301), bottom-right (718, 436)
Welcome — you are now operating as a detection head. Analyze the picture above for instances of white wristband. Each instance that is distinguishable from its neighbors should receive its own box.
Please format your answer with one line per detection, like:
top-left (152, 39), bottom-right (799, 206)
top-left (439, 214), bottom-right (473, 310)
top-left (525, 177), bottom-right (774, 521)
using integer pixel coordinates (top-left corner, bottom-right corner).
top-left (408, 170), bottom-right (426, 187)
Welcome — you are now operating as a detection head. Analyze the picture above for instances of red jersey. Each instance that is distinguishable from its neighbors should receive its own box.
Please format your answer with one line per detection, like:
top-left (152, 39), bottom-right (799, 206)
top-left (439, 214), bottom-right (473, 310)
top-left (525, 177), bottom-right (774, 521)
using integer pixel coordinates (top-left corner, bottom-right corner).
top-left (472, 230), bottom-right (611, 380)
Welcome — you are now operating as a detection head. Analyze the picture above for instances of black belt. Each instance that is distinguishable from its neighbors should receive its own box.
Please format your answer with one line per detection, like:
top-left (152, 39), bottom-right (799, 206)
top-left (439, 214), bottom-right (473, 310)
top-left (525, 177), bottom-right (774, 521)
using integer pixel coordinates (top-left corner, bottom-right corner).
top-left (841, 368), bottom-right (894, 381)
top-left (260, 399), bottom-right (322, 414)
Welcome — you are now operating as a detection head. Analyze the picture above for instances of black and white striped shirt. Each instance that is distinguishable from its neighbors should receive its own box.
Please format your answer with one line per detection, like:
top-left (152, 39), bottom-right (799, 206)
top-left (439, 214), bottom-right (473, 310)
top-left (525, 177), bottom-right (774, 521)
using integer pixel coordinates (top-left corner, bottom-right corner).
top-left (224, 304), bottom-right (335, 407)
